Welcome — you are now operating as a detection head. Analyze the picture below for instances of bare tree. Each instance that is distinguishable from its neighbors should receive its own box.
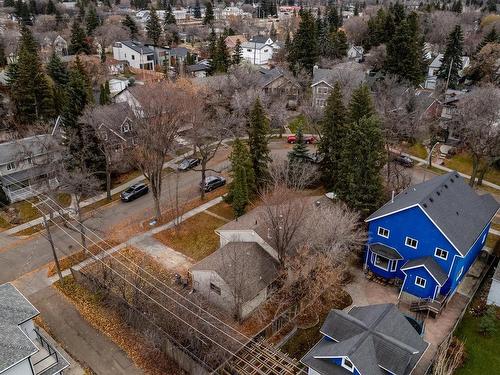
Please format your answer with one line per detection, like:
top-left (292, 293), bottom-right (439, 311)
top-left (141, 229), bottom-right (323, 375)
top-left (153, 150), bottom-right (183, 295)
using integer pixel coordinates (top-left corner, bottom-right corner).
top-left (365, 44), bottom-right (387, 71)
top-left (432, 337), bottom-right (466, 375)
top-left (268, 158), bottom-right (319, 191)
top-left (423, 11), bottom-right (460, 48)
top-left (93, 22), bottom-right (129, 58)
top-left (343, 16), bottom-right (369, 46)
top-left (130, 81), bottom-right (190, 220)
top-left (452, 85), bottom-right (500, 186)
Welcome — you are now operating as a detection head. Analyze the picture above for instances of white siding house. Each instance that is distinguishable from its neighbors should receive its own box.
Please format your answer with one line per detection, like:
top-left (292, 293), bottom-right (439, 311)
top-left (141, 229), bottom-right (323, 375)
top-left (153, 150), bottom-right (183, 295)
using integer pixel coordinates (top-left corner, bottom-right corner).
top-left (241, 36), bottom-right (279, 66)
top-left (424, 53), bottom-right (470, 90)
top-left (112, 41), bottom-right (155, 70)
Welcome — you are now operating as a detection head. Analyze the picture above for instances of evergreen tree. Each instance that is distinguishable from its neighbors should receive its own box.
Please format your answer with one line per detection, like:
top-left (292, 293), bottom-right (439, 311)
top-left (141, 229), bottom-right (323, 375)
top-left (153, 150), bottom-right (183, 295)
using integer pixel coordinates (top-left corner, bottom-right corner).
top-left (288, 10), bottom-right (318, 75)
top-left (248, 98), bottom-right (271, 188)
top-left (212, 34), bottom-right (230, 73)
top-left (14, 0), bottom-right (32, 25)
top-left (164, 3), bottom-right (176, 25)
top-left (270, 22), bottom-right (277, 40)
top-left (69, 21), bottom-right (90, 54)
top-left (477, 27), bottom-right (498, 53)
top-left (0, 42), bottom-right (7, 68)
top-left (99, 81), bottom-right (111, 105)
top-left (451, 0), bottom-right (462, 12)
top-left (47, 53), bottom-right (69, 85)
top-left (232, 39), bottom-right (243, 65)
top-left (348, 84), bottom-right (374, 123)
top-left (8, 26), bottom-right (53, 127)
top-left (317, 82), bottom-right (347, 189)
top-left (486, 0), bottom-right (497, 12)
top-left (227, 138), bottom-right (254, 216)
top-left (86, 6), bottom-right (100, 34)
top-left (146, 7), bottom-right (162, 45)
top-left (337, 114), bottom-right (385, 214)
top-left (4, 0), bottom-right (15, 7)
top-left (46, 0), bottom-right (56, 14)
top-left (122, 15), bottom-right (139, 39)
top-left (288, 125), bottom-right (309, 162)
top-left (326, 6), bottom-right (339, 33)
top-left (203, 1), bottom-right (214, 25)
top-left (193, 0), bottom-right (202, 18)
top-left (438, 25), bottom-right (464, 89)
top-left (354, 2), bottom-right (359, 16)
top-left (331, 30), bottom-right (348, 58)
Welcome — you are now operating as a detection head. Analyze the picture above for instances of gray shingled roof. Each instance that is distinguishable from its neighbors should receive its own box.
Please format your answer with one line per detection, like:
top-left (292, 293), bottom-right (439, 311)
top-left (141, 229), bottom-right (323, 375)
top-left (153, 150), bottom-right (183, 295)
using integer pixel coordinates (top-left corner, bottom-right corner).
top-left (249, 35), bottom-right (271, 44)
top-left (366, 171), bottom-right (499, 256)
top-left (311, 67), bottom-right (335, 87)
top-left (0, 134), bottom-right (57, 166)
top-left (401, 256), bottom-right (448, 286)
top-left (190, 242), bottom-right (278, 302)
top-left (121, 40), bottom-right (154, 54)
top-left (259, 67), bottom-right (284, 87)
top-left (369, 243), bottom-right (403, 260)
top-left (302, 304), bottom-right (428, 375)
top-left (0, 283), bottom-right (40, 373)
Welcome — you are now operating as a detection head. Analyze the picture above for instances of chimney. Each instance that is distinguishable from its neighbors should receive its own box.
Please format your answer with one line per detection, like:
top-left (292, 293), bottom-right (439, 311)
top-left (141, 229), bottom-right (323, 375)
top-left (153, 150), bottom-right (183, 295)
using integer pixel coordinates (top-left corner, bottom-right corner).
top-left (313, 65), bottom-right (319, 70)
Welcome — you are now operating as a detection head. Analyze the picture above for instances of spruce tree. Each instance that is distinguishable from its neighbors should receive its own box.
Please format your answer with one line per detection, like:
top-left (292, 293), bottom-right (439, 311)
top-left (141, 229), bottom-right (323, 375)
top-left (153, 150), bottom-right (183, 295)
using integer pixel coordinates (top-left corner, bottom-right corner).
top-left (46, 0), bottom-right (56, 14)
top-left (227, 138), bottom-right (254, 216)
top-left (86, 6), bottom-right (100, 34)
top-left (4, 0), bottom-right (15, 7)
top-left (212, 34), bottom-right (230, 73)
top-left (248, 98), bottom-right (271, 188)
top-left (288, 125), bottom-right (309, 162)
top-left (47, 53), bottom-right (68, 116)
top-left (331, 30), bottom-right (348, 58)
top-left (8, 26), bottom-right (54, 127)
top-left (232, 39), bottom-right (243, 65)
top-left (203, 1), bottom-right (214, 25)
top-left (270, 22), bottom-right (277, 40)
top-left (326, 6), bottom-right (339, 33)
top-left (193, 0), bottom-right (202, 18)
top-left (288, 10), bottom-right (318, 75)
top-left (348, 84), bottom-right (374, 123)
top-left (317, 82), bottom-right (347, 189)
top-left (164, 3), bottom-right (176, 25)
top-left (451, 0), bottom-right (462, 12)
top-left (122, 15), bottom-right (139, 39)
top-left (146, 7), bottom-right (162, 45)
top-left (69, 21), bottom-right (90, 54)
top-left (99, 81), bottom-right (111, 105)
top-left (438, 25), bottom-right (464, 89)
top-left (477, 27), bottom-right (498, 53)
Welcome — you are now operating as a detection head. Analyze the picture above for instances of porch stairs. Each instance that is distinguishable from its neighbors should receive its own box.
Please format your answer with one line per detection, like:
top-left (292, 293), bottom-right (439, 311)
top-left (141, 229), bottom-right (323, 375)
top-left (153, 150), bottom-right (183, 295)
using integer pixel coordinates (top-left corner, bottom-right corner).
top-left (410, 296), bottom-right (445, 316)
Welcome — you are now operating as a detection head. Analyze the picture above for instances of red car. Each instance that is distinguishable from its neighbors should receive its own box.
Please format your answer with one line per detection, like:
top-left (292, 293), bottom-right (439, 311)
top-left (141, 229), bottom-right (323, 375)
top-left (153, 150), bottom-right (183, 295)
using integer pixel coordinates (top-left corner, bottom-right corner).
top-left (287, 134), bottom-right (317, 144)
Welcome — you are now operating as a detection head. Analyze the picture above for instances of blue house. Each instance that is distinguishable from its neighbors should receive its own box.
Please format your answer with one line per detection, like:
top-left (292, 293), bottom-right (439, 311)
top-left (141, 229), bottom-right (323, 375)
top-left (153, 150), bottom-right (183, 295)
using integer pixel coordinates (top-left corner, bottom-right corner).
top-left (301, 304), bottom-right (428, 375)
top-left (365, 171), bottom-right (498, 305)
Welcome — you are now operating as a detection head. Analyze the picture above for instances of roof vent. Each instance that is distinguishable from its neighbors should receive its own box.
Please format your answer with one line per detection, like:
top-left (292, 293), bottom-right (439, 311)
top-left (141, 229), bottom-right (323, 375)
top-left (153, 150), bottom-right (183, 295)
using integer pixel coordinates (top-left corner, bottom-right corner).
top-left (450, 178), bottom-right (454, 183)
top-left (436, 191), bottom-right (441, 196)
top-left (423, 203), bottom-right (428, 208)
top-left (456, 211), bottom-right (459, 216)
top-left (429, 197), bottom-right (434, 203)
top-left (455, 173), bottom-right (459, 178)
top-left (444, 184), bottom-right (448, 189)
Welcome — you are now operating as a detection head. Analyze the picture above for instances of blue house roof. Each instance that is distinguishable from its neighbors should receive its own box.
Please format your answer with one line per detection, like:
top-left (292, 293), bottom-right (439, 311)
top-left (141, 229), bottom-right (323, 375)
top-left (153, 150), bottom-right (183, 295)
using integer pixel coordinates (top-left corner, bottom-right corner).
top-left (366, 171), bottom-right (499, 256)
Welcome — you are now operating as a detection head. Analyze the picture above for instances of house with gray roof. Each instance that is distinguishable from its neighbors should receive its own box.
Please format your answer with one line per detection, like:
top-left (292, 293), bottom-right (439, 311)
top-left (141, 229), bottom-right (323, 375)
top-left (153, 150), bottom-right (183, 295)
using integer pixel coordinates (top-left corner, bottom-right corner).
top-left (190, 195), bottom-right (334, 319)
top-left (364, 171), bottom-right (499, 312)
top-left (258, 67), bottom-right (300, 109)
top-left (241, 36), bottom-right (279, 65)
top-left (0, 134), bottom-right (61, 203)
top-left (112, 40), bottom-right (155, 70)
top-left (311, 66), bottom-right (335, 108)
top-left (0, 283), bottom-right (69, 375)
top-left (301, 303), bottom-right (428, 375)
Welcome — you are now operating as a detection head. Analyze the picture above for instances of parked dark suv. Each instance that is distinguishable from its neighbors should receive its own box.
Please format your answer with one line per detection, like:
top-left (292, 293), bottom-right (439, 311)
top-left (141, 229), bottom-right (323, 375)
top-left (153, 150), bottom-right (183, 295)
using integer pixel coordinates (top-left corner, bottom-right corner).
top-left (120, 183), bottom-right (149, 202)
top-left (200, 176), bottom-right (226, 192)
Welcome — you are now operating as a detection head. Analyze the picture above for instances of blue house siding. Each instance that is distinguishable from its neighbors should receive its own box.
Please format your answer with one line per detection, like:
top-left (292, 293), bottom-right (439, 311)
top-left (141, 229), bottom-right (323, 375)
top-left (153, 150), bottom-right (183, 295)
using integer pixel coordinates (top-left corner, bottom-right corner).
top-left (402, 266), bottom-right (440, 299)
top-left (366, 206), bottom-right (459, 279)
top-left (329, 357), bottom-right (361, 375)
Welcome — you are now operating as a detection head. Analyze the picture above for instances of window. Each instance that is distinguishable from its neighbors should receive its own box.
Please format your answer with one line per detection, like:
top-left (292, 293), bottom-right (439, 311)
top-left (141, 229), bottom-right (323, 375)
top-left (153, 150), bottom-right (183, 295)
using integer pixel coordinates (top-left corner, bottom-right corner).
top-left (122, 122), bottom-right (130, 133)
top-left (317, 87), bottom-right (329, 95)
top-left (390, 260), bottom-right (398, 272)
top-left (415, 276), bottom-right (426, 288)
top-left (378, 227), bottom-right (390, 238)
top-left (405, 237), bottom-right (418, 249)
top-left (374, 255), bottom-right (390, 271)
top-left (247, 49), bottom-right (252, 52)
top-left (6, 161), bottom-right (16, 171)
top-left (434, 247), bottom-right (448, 260)
top-left (315, 98), bottom-right (325, 107)
top-left (131, 55), bottom-right (135, 60)
top-left (456, 266), bottom-right (463, 281)
top-left (263, 49), bottom-right (269, 52)
top-left (341, 358), bottom-right (354, 372)
top-left (27, 156), bottom-right (33, 165)
top-left (210, 283), bottom-right (221, 295)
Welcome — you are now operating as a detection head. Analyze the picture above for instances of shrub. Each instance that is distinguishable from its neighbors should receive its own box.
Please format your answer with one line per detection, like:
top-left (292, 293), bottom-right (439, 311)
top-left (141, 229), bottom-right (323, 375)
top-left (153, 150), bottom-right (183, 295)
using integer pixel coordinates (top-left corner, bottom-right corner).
top-left (478, 306), bottom-right (497, 336)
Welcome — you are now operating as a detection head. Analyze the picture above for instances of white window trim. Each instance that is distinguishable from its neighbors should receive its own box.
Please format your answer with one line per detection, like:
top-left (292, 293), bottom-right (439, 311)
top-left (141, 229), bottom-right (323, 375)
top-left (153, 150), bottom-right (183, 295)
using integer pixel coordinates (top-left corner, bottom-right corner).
top-left (6, 161), bottom-right (16, 171)
top-left (390, 260), bottom-right (398, 272)
top-left (415, 276), bottom-right (426, 288)
top-left (456, 266), bottom-right (463, 281)
top-left (373, 254), bottom-right (390, 272)
top-left (434, 247), bottom-right (448, 260)
top-left (482, 233), bottom-right (487, 243)
top-left (405, 236), bottom-right (418, 249)
top-left (378, 227), bottom-right (390, 238)
top-left (341, 357), bottom-right (354, 372)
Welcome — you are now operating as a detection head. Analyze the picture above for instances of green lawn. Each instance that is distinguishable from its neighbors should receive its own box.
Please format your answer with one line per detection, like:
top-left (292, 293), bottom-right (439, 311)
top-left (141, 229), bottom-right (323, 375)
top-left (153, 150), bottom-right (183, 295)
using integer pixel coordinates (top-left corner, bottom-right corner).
top-left (455, 308), bottom-right (500, 375)
top-left (407, 143), bottom-right (428, 159)
top-left (444, 152), bottom-right (500, 186)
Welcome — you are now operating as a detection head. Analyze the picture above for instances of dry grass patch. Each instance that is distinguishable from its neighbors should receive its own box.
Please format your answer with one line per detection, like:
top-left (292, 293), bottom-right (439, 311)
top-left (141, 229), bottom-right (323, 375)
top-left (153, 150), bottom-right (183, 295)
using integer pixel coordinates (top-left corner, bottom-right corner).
top-left (206, 201), bottom-right (235, 221)
top-left (154, 212), bottom-right (225, 261)
top-left (54, 275), bottom-right (184, 375)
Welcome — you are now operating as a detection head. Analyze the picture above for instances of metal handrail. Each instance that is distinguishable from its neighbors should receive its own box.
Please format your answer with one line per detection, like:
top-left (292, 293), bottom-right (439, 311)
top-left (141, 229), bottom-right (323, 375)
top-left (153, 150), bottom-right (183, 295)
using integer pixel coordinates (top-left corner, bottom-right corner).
top-left (33, 327), bottom-right (59, 372)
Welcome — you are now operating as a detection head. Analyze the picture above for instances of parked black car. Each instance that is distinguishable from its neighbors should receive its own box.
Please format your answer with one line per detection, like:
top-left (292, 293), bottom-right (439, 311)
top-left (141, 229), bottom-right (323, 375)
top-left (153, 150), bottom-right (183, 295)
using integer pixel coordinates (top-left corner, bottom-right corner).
top-left (393, 155), bottom-right (414, 168)
top-left (178, 158), bottom-right (201, 171)
top-left (120, 183), bottom-right (149, 202)
top-left (200, 176), bottom-right (226, 192)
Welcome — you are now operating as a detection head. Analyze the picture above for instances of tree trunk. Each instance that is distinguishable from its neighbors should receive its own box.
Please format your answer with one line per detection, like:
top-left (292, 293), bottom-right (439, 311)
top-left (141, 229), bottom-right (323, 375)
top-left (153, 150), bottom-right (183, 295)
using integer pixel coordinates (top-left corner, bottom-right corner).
top-left (200, 160), bottom-right (207, 200)
top-left (106, 159), bottom-right (112, 201)
top-left (477, 164), bottom-right (489, 186)
top-left (45, 212), bottom-right (63, 281)
top-left (76, 201), bottom-right (87, 250)
top-left (469, 155), bottom-right (479, 187)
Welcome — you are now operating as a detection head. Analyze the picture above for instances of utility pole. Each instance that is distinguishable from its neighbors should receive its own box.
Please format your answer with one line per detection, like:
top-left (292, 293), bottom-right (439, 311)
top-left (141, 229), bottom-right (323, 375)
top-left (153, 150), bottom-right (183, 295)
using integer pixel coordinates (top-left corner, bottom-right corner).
top-left (34, 200), bottom-right (63, 281)
top-left (445, 57), bottom-right (454, 92)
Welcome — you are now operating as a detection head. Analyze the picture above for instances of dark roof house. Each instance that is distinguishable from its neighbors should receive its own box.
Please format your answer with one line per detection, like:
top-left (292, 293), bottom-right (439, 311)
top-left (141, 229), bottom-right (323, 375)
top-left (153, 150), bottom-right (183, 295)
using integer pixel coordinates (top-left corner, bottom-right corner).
top-left (302, 304), bottom-right (428, 375)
